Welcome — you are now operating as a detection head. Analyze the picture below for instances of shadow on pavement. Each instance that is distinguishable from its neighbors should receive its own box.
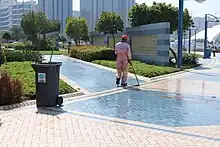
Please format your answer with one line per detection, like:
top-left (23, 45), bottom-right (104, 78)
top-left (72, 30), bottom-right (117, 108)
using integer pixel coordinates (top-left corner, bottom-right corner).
top-left (192, 66), bottom-right (211, 70)
top-left (36, 107), bottom-right (67, 119)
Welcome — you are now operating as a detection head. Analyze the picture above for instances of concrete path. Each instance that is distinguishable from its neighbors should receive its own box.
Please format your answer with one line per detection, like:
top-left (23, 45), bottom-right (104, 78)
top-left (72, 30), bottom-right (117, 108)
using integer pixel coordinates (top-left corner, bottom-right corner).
top-left (1, 55), bottom-right (220, 147)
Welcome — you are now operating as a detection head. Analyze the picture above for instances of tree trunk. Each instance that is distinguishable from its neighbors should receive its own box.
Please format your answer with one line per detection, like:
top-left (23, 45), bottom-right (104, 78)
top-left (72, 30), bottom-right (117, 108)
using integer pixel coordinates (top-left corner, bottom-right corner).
top-left (112, 34), bottom-right (115, 49)
top-left (74, 38), bottom-right (78, 46)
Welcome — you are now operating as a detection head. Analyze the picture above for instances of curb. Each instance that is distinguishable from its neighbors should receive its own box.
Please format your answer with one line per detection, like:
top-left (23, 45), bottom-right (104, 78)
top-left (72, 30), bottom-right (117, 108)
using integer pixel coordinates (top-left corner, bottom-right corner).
top-left (0, 100), bottom-right (35, 111)
top-left (60, 74), bottom-right (90, 94)
top-left (0, 92), bottom-right (85, 111)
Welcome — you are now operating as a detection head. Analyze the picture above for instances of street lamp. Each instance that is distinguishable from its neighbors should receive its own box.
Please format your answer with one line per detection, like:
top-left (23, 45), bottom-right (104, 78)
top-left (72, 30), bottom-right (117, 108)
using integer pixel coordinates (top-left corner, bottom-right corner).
top-left (183, 31), bottom-right (186, 51)
top-left (177, 0), bottom-right (206, 68)
top-left (177, 0), bottom-right (184, 68)
top-left (204, 14), bottom-right (219, 59)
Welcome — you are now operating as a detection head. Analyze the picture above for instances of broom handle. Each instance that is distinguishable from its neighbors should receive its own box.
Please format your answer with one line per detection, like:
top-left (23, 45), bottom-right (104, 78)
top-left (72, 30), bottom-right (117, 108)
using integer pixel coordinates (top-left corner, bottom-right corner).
top-left (130, 62), bottom-right (140, 86)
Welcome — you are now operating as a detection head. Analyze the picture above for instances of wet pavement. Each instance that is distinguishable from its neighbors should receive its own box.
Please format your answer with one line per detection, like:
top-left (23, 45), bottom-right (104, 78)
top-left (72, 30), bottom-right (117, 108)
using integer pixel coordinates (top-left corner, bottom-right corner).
top-left (1, 54), bottom-right (220, 146)
top-left (61, 54), bottom-right (220, 128)
top-left (143, 63), bottom-right (220, 96)
top-left (44, 55), bottom-right (144, 92)
top-left (63, 89), bottom-right (220, 127)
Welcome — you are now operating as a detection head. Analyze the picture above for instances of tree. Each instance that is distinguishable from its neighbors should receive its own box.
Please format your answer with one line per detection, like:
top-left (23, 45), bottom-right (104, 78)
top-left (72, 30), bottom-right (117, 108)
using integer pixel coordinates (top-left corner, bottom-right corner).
top-left (129, 2), bottom-right (192, 33)
top-left (65, 17), bottom-right (89, 46)
top-left (21, 11), bottom-right (39, 46)
top-left (48, 20), bottom-right (60, 33)
top-left (2, 32), bottom-right (11, 41)
top-left (9, 26), bottom-right (25, 41)
top-left (183, 9), bottom-right (192, 30)
top-left (21, 11), bottom-right (60, 48)
top-left (95, 11), bottom-right (124, 47)
top-left (79, 18), bottom-right (89, 43)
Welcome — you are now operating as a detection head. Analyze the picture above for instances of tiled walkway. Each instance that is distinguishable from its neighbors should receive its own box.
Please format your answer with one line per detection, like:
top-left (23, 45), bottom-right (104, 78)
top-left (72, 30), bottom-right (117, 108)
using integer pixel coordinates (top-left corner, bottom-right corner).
top-left (1, 107), bottom-right (220, 147)
top-left (1, 55), bottom-right (220, 147)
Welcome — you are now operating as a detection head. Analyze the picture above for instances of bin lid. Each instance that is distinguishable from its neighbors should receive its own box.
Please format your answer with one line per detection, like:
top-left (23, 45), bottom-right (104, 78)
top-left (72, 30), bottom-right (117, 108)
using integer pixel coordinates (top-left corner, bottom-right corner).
top-left (32, 62), bottom-right (62, 68)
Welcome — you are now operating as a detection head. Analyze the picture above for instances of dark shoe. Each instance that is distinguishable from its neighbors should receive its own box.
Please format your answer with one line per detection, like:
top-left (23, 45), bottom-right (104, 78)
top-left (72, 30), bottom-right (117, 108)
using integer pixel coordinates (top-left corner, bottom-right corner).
top-left (121, 83), bottom-right (127, 87)
top-left (116, 78), bottom-right (120, 85)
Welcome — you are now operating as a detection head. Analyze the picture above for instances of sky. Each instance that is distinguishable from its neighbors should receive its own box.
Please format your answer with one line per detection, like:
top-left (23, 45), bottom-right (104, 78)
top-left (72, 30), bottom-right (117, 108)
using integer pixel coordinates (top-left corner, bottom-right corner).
top-left (18, 0), bottom-right (220, 17)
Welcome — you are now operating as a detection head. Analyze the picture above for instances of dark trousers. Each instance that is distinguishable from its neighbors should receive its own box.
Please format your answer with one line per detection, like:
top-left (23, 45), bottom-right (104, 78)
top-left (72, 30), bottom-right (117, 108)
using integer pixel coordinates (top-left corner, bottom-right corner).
top-left (212, 51), bottom-right (216, 57)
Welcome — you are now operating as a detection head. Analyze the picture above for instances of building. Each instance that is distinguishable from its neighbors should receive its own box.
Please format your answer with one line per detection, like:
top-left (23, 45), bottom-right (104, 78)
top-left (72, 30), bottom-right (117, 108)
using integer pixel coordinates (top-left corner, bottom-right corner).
top-left (38, 0), bottom-right (72, 34)
top-left (72, 10), bottom-right (80, 17)
top-left (0, 0), bottom-right (36, 31)
top-left (80, 0), bottom-right (135, 31)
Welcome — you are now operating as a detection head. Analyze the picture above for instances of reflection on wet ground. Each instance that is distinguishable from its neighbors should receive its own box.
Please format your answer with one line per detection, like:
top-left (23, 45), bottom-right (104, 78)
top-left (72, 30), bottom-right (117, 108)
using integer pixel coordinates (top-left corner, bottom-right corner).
top-left (44, 55), bottom-right (144, 92)
top-left (45, 54), bottom-right (220, 128)
top-left (63, 90), bottom-right (220, 127)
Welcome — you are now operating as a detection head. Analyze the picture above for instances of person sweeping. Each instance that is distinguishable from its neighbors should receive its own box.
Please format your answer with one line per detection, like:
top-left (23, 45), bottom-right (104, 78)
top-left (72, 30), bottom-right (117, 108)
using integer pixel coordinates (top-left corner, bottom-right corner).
top-left (115, 35), bottom-right (132, 87)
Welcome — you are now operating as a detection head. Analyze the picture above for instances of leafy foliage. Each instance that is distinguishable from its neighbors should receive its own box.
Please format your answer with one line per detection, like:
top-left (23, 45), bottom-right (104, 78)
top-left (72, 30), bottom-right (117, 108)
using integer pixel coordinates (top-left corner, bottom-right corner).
top-left (2, 32), bottom-right (11, 41)
top-left (69, 45), bottom-right (116, 62)
top-left (0, 71), bottom-right (23, 106)
top-left (4, 50), bottom-right (43, 63)
top-left (21, 11), bottom-right (60, 48)
top-left (95, 11), bottom-right (124, 47)
top-left (39, 38), bottom-right (55, 51)
top-left (21, 11), bottom-right (38, 46)
top-left (182, 53), bottom-right (200, 65)
top-left (92, 60), bottom-right (180, 78)
top-left (0, 62), bottom-right (76, 102)
top-left (65, 17), bottom-right (89, 45)
top-left (129, 2), bottom-right (192, 32)
top-left (9, 26), bottom-right (25, 41)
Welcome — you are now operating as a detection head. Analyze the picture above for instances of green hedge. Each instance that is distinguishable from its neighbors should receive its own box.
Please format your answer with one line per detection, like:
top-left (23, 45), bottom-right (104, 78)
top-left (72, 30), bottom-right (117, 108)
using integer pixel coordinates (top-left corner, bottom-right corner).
top-left (4, 50), bottom-right (43, 63)
top-left (3, 39), bottom-right (55, 51)
top-left (92, 60), bottom-right (180, 78)
top-left (70, 45), bottom-right (116, 62)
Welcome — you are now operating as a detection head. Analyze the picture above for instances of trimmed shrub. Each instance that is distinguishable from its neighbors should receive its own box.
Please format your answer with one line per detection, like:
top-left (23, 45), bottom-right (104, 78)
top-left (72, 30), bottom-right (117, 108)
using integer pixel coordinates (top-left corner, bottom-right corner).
top-left (169, 51), bottom-right (200, 66)
top-left (5, 50), bottom-right (43, 62)
top-left (39, 38), bottom-right (55, 51)
top-left (182, 53), bottom-right (200, 65)
top-left (4, 39), bottom-right (54, 51)
top-left (92, 60), bottom-right (180, 78)
top-left (0, 71), bottom-right (23, 106)
top-left (70, 45), bottom-right (116, 62)
top-left (15, 42), bottom-right (35, 50)
top-left (14, 43), bottom-right (25, 50)
top-left (3, 42), bottom-right (35, 50)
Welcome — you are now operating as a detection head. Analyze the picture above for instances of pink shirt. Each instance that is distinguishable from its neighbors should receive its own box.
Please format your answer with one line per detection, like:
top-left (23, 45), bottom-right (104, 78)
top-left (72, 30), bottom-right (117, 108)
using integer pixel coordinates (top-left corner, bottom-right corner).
top-left (115, 42), bottom-right (131, 60)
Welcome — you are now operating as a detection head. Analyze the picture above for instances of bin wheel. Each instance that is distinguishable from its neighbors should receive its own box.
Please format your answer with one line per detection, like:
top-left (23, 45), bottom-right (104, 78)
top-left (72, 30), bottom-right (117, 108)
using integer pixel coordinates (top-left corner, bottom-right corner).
top-left (56, 96), bottom-right (63, 106)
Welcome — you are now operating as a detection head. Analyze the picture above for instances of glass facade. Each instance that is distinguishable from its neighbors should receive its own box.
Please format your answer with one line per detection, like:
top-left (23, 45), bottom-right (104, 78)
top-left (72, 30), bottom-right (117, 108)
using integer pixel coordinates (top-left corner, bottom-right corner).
top-left (80, 0), bottom-right (135, 31)
top-left (37, 0), bottom-right (72, 34)
top-left (0, 0), bottom-right (36, 31)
